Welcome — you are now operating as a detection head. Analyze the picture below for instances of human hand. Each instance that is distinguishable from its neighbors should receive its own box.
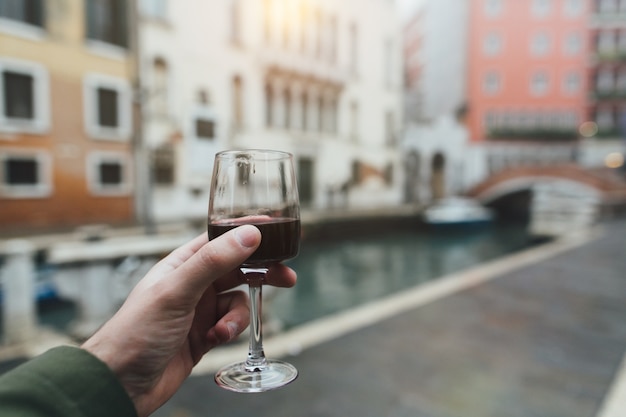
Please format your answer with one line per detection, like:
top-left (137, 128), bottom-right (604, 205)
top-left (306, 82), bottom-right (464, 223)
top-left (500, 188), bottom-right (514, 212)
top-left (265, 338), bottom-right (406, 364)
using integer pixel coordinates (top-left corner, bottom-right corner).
top-left (81, 225), bottom-right (297, 417)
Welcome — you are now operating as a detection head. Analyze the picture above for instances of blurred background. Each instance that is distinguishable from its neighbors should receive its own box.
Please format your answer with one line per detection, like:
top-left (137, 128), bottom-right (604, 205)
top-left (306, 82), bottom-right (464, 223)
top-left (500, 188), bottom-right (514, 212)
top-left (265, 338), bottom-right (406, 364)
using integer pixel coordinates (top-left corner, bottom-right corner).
top-left (1, 0), bottom-right (626, 415)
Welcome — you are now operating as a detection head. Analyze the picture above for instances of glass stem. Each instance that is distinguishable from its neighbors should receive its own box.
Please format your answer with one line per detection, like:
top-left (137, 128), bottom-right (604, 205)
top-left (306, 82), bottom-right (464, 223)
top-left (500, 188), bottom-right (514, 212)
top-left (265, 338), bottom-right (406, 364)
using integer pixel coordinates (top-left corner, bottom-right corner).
top-left (241, 268), bottom-right (268, 372)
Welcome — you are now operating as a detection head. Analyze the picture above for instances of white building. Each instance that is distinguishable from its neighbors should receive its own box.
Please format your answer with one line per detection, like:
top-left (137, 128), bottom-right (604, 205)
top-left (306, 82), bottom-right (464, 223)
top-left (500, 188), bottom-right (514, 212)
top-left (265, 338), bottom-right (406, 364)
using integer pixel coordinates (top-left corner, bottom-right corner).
top-left (138, 0), bottom-right (405, 223)
top-left (403, 0), bottom-right (469, 123)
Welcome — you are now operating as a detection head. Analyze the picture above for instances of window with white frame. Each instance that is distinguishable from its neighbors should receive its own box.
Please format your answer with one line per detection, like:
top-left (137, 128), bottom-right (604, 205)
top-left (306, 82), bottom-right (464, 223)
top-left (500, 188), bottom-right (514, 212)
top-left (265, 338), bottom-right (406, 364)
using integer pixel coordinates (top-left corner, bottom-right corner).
top-left (83, 73), bottom-right (132, 141)
top-left (483, 71), bottom-right (502, 95)
top-left (0, 0), bottom-right (44, 27)
top-left (484, 0), bottom-right (504, 17)
top-left (0, 149), bottom-right (51, 198)
top-left (563, 71), bottom-right (582, 95)
top-left (85, 0), bottom-right (128, 48)
top-left (0, 57), bottom-right (49, 134)
top-left (530, 71), bottom-right (550, 95)
top-left (531, 0), bottom-right (553, 17)
top-left (87, 151), bottom-right (131, 195)
top-left (531, 32), bottom-right (551, 56)
top-left (563, 0), bottom-right (585, 17)
top-left (563, 32), bottom-right (583, 55)
top-left (483, 32), bottom-right (504, 56)
top-left (563, 0), bottom-right (584, 16)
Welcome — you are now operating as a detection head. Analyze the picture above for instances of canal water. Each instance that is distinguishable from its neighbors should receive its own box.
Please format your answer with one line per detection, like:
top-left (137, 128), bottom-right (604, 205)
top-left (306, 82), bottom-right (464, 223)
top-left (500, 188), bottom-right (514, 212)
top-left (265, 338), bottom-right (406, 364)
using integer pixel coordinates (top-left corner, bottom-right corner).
top-left (269, 220), bottom-right (534, 330)
top-left (4, 219), bottom-right (534, 337)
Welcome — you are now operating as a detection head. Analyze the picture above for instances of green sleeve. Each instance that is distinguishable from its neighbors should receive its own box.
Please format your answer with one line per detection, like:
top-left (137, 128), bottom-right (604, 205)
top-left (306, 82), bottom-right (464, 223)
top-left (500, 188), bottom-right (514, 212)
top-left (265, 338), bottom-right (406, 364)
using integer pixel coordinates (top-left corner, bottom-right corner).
top-left (0, 346), bottom-right (137, 417)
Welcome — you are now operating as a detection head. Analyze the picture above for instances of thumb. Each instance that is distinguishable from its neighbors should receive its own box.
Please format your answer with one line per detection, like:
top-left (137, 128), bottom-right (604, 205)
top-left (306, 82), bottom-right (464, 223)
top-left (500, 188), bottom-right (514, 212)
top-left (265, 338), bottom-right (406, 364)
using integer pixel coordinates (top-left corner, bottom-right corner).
top-left (169, 225), bottom-right (261, 300)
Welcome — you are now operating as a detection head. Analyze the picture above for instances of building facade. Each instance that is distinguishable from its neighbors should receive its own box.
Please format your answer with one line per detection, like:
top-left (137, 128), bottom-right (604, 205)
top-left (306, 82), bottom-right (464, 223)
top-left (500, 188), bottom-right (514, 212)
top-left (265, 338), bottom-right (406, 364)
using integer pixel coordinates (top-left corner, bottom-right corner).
top-left (588, 0), bottom-right (626, 138)
top-left (466, 0), bottom-right (590, 144)
top-left (138, 0), bottom-right (405, 223)
top-left (0, 0), bottom-right (136, 234)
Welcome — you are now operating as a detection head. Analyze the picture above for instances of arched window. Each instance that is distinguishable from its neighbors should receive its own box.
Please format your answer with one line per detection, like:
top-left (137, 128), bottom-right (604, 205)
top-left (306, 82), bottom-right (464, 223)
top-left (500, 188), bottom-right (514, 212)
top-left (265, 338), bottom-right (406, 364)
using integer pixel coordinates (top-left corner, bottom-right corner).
top-left (152, 56), bottom-right (168, 116)
top-left (232, 75), bottom-right (244, 129)
top-left (265, 83), bottom-right (274, 127)
top-left (284, 87), bottom-right (292, 129)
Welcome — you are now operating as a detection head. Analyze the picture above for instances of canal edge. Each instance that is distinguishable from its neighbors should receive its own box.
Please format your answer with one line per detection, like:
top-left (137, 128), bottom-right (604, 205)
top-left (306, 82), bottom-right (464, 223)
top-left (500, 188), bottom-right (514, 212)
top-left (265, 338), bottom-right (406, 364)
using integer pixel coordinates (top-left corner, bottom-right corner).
top-left (192, 225), bottom-right (606, 375)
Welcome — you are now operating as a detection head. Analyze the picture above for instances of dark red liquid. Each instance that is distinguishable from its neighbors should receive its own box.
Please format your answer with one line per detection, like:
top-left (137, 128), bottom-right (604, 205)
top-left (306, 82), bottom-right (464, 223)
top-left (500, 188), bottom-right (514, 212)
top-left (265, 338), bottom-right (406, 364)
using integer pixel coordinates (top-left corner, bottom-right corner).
top-left (208, 217), bottom-right (300, 265)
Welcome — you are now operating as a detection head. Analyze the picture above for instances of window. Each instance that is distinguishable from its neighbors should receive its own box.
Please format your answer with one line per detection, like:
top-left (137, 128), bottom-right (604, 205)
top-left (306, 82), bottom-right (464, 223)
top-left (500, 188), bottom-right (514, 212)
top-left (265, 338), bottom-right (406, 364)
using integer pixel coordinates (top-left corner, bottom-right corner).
top-left (349, 22), bottom-right (358, 75)
top-left (483, 72), bottom-right (502, 95)
top-left (531, 0), bottom-right (553, 17)
top-left (562, 71), bottom-right (582, 95)
top-left (616, 69), bottom-right (626, 92)
top-left (150, 57), bottom-right (168, 116)
top-left (598, 0), bottom-right (618, 13)
top-left (350, 101), bottom-right (359, 142)
top-left (483, 32), bottom-right (503, 56)
top-left (484, 0), bottom-right (504, 17)
top-left (230, 0), bottom-right (241, 44)
top-left (139, 0), bottom-right (167, 20)
top-left (195, 118), bottom-right (215, 139)
top-left (563, 0), bottom-right (584, 16)
top-left (283, 88), bottom-right (292, 129)
top-left (597, 30), bottom-right (616, 54)
top-left (618, 31), bottom-right (626, 53)
top-left (531, 32), bottom-right (551, 56)
top-left (153, 144), bottom-right (175, 185)
top-left (596, 69), bottom-right (614, 92)
top-left (265, 83), bottom-right (274, 127)
top-left (595, 107), bottom-right (615, 129)
top-left (563, 32), bottom-right (583, 55)
top-left (83, 73), bottom-right (132, 140)
top-left (85, 0), bottom-right (128, 48)
top-left (87, 152), bottom-right (131, 196)
top-left (0, 0), bottom-right (44, 27)
top-left (384, 39), bottom-right (393, 87)
top-left (0, 149), bottom-right (51, 198)
top-left (301, 90), bottom-right (308, 131)
top-left (531, 71), bottom-right (550, 95)
top-left (0, 58), bottom-right (49, 133)
top-left (232, 75), bottom-right (244, 129)
top-left (385, 111), bottom-right (396, 146)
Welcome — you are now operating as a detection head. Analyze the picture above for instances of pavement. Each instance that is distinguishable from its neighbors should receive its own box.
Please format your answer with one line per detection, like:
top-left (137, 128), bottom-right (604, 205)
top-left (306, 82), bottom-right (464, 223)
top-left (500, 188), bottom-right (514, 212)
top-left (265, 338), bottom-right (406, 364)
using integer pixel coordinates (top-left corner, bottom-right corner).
top-left (1, 219), bottom-right (625, 417)
top-left (152, 220), bottom-right (626, 417)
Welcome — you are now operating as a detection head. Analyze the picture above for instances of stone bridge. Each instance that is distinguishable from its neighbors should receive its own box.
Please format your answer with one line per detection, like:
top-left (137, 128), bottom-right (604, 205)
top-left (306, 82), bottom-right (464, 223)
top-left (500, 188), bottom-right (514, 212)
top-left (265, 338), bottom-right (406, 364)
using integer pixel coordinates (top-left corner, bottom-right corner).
top-left (467, 164), bottom-right (626, 208)
top-left (466, 164), bottom-right (626, 236)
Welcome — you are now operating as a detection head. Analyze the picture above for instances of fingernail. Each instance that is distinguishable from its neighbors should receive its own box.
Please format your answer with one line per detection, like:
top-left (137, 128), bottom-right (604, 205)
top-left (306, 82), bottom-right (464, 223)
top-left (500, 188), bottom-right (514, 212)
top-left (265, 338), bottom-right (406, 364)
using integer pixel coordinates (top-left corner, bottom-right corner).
top-left (234, 225), bottom-right (259, 248)
top-left (226, 322), bottom-right (239, 339)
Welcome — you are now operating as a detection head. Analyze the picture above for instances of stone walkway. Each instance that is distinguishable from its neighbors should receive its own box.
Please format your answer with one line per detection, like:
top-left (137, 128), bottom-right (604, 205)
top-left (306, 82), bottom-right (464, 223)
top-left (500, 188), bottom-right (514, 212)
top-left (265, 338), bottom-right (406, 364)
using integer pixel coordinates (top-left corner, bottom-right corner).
top-left (153, 220), bottom-right (626, 417)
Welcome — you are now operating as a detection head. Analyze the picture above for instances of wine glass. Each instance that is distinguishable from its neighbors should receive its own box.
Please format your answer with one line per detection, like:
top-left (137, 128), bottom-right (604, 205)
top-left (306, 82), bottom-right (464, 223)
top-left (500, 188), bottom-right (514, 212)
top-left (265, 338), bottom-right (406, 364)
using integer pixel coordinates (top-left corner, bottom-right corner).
top-left (208, 149), bottom-right (300, 393)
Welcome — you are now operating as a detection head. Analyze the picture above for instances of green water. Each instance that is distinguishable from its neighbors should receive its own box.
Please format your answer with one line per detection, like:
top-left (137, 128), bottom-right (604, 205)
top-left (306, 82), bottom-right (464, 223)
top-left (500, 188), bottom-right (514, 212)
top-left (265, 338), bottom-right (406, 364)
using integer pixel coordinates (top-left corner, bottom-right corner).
top-left (270, 221), bottom-right (533, 329)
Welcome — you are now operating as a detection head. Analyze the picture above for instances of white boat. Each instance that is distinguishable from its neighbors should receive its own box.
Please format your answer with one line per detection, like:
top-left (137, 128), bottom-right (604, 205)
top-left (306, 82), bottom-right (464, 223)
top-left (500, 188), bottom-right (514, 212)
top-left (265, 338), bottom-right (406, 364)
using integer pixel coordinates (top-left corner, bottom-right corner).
top-left (421, 197), bottom-right (494, 227)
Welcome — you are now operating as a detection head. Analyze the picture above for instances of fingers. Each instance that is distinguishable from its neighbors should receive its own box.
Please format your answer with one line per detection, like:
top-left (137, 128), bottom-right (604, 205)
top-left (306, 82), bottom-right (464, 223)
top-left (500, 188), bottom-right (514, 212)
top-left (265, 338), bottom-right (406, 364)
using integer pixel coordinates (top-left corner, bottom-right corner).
top-left (167, 225), bottom-right (261, 302)
top-left (205, 291), bottom-right (249, 348)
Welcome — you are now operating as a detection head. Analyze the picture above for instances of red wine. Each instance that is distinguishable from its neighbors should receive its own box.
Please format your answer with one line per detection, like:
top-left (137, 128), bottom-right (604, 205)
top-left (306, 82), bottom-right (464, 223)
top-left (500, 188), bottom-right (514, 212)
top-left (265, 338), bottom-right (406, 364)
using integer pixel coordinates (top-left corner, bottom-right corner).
top-left (208, 217), bottom-right (300, 265)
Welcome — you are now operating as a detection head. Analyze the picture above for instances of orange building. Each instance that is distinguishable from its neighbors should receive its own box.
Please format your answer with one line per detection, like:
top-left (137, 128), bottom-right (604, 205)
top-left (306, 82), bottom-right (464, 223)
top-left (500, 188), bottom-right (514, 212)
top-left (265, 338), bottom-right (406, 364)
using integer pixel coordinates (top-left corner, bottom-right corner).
top-left (466, 0), bottom-right (590, 143)
top-left (0, 1), bottom-right (136, 235)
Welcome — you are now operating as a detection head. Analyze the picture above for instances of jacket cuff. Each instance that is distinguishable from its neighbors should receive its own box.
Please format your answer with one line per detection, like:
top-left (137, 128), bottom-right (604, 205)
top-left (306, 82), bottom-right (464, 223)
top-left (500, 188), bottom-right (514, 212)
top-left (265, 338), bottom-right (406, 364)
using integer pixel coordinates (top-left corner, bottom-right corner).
top-left (0, 345), bottom-right (137, 417)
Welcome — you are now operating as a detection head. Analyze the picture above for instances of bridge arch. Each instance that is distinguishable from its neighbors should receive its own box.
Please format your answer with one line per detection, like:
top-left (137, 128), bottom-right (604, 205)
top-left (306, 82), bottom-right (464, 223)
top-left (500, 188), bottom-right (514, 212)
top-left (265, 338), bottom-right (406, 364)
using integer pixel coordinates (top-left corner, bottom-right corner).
top-left (467, 164), bottom-right (626, 221)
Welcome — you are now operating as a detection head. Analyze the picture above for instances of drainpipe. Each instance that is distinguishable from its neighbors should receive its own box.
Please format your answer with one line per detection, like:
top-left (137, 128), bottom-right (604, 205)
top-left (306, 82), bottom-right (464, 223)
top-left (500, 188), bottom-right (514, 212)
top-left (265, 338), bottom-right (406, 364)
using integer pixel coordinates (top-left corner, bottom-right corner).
top-left (128, 0), bottom-right (156, 234)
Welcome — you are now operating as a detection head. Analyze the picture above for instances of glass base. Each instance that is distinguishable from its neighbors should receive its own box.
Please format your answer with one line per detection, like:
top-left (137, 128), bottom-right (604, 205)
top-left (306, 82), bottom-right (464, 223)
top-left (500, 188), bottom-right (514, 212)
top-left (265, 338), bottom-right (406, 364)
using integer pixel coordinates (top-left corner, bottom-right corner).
top-left (214, 359), bottom-right (298, 393)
